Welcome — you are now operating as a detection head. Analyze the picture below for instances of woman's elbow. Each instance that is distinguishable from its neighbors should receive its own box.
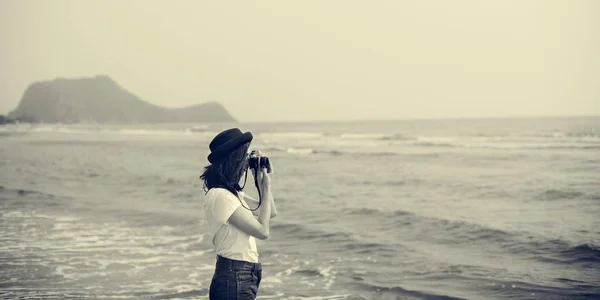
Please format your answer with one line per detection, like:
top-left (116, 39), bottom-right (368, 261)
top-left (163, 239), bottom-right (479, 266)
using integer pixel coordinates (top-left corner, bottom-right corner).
top-left (255, 227), bottom-right (270, 240)
top-left (256, 231), bottom-right (270, 240)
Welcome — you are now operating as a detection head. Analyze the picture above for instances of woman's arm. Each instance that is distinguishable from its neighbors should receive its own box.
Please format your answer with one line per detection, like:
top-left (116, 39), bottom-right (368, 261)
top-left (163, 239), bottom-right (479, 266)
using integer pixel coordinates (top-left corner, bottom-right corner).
top-left (228, 169), bottom-right (273, 240)
top-left (243, 193), bottom-right (277, 218)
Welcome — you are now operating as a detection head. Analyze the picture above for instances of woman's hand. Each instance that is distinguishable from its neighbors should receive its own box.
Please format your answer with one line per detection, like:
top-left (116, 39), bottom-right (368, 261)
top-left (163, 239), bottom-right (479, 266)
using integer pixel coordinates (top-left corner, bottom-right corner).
top-left (256, 168), bottom-right (272, 192)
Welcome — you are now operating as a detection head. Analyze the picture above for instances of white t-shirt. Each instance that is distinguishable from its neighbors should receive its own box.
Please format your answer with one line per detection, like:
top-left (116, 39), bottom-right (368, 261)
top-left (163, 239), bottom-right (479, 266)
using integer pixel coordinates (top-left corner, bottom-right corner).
top-left (203, 188), bottom-right (259, 263)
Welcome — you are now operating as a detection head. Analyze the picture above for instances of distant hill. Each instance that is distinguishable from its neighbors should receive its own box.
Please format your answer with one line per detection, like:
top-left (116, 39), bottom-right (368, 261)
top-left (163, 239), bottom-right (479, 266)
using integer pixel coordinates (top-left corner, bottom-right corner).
top-left (7, 75), bottom-right (236, 123)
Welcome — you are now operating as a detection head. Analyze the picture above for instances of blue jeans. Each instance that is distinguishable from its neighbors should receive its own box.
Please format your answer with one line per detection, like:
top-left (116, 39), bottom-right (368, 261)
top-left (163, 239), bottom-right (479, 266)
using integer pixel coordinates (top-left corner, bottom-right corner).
top-left (209, 255), bottom-right (262, 300)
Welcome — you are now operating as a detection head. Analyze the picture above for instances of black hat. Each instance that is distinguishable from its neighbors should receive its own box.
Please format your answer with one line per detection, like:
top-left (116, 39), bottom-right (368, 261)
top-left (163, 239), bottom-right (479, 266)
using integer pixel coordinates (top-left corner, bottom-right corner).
top-left (207, 128), bottom-right (253, 163)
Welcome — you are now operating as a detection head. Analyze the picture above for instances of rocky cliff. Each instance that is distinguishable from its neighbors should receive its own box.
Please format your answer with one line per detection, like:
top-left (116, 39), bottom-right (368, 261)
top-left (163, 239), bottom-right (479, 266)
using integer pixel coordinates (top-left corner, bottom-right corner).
top-left (7, 75), bottom-right (236, 123)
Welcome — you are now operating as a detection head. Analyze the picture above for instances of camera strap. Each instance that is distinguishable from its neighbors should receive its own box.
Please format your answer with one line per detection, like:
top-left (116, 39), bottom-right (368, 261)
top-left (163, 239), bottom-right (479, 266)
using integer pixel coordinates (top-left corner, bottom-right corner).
top-left (240, 167), bottom-right (249, 190)
top-left (237, 167), bottom-right (262, 212)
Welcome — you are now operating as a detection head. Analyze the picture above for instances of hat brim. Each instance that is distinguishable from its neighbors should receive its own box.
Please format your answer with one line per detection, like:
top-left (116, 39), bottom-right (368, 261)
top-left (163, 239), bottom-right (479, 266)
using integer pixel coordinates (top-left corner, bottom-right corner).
top-left (207, 132), bottom-right (253, 163)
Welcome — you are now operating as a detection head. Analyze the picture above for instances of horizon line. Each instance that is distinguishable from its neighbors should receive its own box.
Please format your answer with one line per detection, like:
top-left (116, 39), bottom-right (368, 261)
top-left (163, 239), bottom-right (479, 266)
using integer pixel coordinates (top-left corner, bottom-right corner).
top-left (238, 114), bottom-right (600, 124)
top-left (1, 113), bottom-right (597, 125)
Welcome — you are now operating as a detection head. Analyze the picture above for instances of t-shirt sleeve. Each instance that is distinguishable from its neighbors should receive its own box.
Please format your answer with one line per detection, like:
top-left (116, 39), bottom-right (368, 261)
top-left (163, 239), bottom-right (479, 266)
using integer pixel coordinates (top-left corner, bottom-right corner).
top-left (212, 190), bottom-right (242, 225)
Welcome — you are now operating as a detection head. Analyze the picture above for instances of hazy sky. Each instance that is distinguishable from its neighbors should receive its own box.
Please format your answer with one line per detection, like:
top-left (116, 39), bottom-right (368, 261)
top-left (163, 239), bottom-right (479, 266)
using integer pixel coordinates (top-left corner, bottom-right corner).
top-left (1, 0), bottom-right (598, 122)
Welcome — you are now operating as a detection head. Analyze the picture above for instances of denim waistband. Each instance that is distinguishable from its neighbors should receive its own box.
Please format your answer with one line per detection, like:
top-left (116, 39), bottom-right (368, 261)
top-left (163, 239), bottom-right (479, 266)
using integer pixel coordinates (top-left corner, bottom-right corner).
top-left (215, 255), bottom-right (262, 272)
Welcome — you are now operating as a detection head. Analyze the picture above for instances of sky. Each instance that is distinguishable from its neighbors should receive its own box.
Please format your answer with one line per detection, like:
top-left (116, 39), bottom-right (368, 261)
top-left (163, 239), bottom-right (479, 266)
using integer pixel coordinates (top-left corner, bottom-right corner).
top-left (0, 0), bottom-right (598, 123)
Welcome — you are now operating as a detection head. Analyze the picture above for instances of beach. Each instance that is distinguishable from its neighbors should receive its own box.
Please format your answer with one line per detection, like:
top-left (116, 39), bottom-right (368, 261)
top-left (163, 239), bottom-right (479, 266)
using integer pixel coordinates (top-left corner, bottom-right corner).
top-left (1, 117), bottom-right (599, 299)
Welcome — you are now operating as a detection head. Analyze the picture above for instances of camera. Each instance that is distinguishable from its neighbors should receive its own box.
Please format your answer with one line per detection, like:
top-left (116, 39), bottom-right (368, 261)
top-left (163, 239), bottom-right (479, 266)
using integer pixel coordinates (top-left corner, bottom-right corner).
top-left (248, 150), bottom-right (273, 174)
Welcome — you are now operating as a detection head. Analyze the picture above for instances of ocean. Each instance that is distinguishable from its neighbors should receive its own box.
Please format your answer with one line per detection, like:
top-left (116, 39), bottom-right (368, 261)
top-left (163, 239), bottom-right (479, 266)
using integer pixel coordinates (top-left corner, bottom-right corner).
top-left (1, 117), bottom-right (599, 300)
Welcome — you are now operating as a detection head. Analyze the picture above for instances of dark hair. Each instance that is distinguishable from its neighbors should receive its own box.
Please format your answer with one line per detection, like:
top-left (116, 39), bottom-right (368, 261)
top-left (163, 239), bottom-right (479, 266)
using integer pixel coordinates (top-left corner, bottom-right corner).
top-left (200, 141), bottom-right (250, 196)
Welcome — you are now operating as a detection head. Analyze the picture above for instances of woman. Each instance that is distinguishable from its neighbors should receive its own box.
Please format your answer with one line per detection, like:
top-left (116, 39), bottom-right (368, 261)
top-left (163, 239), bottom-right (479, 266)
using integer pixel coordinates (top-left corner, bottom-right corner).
top-left (200, 128), bottom-right (277, 300)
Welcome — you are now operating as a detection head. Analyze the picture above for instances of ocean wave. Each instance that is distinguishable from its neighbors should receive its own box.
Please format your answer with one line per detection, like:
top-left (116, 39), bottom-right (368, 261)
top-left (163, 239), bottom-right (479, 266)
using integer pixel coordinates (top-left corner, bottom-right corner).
top-left (343, 207), bottom-right (414, 218)
top-left (263, 147), bottom-right (397, 157)
top-left (0, 186), bottom-right (57, 199)
top-left (499, 236), bottom-right (600, 270)
top-left (315, 149), bottom-right (397, 156)
top-left (6, 124), bottom-right (600, 152)
top-left (138, 288), bottom-right (207, 299)
top-left (559, 244), bottom-right (600, 264)
top-left (259, 131), bottom-right (396, 141)
top-left (260, 130), bottom-right (600, 143)
top-left (0, 124), bottom-right (216, 137)
top-left (343, 208), bottom-right (581, 257)
top-left (588, 194), bottom-right (600, 201)
top-left (342, 131), bottom-right (600, 142)
top-left (539, 131), bottom-right (600, 139)
top-left (262, 141), bottom-right (599, 159)
top-left (340, 207), bottom-right (518, 250)
top-left (377, 134), bottom-right (410, 141)
top-left (114, 129), bottom-right (194, 136)
top-left (271, 223), bottom-right (351, 241)
top-left (342, 206), bottom-right (599, 269)
top-left (262, 147), bottom-right (314, 154)
top-left (470, 131), bottom-right (600, 139)
top-left (344, 132), bottom-right (600, 149)
top-left (534, 189), bottom-right (586, 201)
top-left (271, 222), bottom-right (398, 256)
top-left (293, 268), bottom-right (328, 278)
top-left (0, 130), bottom-right (28, 138)
top-left (258, 131), bottom-right (326, 139)
top-left (339, 133), bottom-right (390, 140)
top-left (352, 281), bottom-right (465, 300)
top-left (408, 138), bottom-right (600, 150)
